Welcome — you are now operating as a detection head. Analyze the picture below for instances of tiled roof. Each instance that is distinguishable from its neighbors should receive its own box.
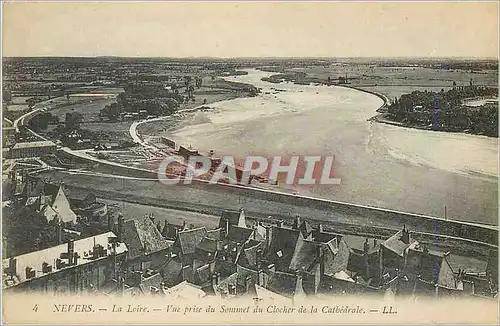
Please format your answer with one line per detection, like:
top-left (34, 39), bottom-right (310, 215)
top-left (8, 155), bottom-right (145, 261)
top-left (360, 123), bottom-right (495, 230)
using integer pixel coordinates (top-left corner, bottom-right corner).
top-left (266, 270), bottom-right (305, 299)
top-left (416, 250), bottom-right (457, 289)
top-left (214, 259), bottom-right (237, 278)
top-left (382, 229), bottom-right (414, 257)
top-left (196, 236), bottom-right (219, 253)
top-left (139, 273), bottom-right (163, 293)
top-left (227, 225), bottom-right (254, 244)
top-left (195, 264), bottom-right (212, 285)
top-left (176, 227), bottom-right (208, 255)
top-left (238, 241), bottom-right (262, 267)
top-left (206, 228), bottom-right (223, 240)
top-left (266, 226), bottom-right (302, 270)
top-left (323, 237), bottom-right (349, 276)
top-left (236, 264), bottom-right (259, 287)
top-left (123, 216), bottom-right (172, 260)
top-left (182, 265), bottom-right (195, 283)
top-left (289, 240), bottom-right (320, 272)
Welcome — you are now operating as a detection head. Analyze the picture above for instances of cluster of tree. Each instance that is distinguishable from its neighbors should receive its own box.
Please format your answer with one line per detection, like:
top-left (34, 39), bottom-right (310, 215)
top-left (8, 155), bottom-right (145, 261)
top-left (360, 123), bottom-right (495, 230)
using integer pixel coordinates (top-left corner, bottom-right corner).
top-left (387, 86), bottom-right (498, 137)
top-left (99, 84), bottom-right (183, 121)
top-left (28, 112), bottom-right (60, 131)
top-left (64, 111), bottom-right (84, 130)
top-left (2, 205), bottom-right (59, 257)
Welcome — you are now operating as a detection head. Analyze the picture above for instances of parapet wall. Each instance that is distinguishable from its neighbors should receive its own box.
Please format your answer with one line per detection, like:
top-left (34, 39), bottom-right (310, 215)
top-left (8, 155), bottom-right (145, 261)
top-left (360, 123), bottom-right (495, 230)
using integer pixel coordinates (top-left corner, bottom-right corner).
top-left (191, 179), bottom-right (498, 246)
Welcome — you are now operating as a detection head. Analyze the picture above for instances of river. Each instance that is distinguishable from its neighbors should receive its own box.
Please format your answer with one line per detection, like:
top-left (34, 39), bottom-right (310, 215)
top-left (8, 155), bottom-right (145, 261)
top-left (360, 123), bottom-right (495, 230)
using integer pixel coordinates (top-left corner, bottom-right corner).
top-left (151, 69), bottom-right (498, 224)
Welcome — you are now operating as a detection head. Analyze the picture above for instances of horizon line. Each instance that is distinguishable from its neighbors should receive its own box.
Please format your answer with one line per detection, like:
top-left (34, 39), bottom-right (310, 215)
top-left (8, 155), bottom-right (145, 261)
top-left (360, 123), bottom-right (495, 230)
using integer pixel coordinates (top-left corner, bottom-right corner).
top-left (3, 55), bottom-right (499, 60)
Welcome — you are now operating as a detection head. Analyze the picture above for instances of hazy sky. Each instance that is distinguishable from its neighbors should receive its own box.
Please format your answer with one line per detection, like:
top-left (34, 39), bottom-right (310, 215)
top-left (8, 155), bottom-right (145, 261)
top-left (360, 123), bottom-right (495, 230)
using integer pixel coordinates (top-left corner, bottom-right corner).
top-left (2, 1), bottom-right (498, 58)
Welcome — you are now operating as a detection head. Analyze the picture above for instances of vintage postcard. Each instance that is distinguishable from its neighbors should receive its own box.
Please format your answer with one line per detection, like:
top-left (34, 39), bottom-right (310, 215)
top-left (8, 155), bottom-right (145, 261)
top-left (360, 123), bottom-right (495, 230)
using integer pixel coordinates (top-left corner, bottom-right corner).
top-left (1, 1), bottom-right (498, 324)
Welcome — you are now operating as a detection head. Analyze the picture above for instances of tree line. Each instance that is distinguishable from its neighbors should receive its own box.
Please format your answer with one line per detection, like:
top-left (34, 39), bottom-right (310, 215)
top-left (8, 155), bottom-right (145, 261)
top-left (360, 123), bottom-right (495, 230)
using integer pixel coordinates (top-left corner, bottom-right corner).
top-left (387, 85), bottom-right (498, 137)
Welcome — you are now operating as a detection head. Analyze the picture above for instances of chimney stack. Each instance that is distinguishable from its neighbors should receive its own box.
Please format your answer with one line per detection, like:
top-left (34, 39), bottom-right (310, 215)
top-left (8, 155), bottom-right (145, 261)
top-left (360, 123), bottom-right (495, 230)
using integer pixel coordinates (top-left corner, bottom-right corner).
top-left (67, 239), bottom-right (75, 265)
top-left (117, 214), bottom-right (124, 242)
top-left (401, 225), bottom-right (410, 244)
top-left (319, 224), bottom-right (324, 233)
top-left (363, 238), bottom-right (370, 255)
top-left (258, 269), bottom-right (265, 286)
top-left (277, 220), bottom-right (284, 228)
top-left (56, 221), bottom-right (63, 245)
top-left (293, 216), bottom-right (301, 230)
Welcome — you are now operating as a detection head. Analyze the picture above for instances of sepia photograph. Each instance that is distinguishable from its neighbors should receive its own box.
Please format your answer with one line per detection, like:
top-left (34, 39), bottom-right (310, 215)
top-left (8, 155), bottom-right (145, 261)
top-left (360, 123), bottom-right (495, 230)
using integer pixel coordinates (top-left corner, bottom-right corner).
top-left (1, 1), bottom-right (499, 324)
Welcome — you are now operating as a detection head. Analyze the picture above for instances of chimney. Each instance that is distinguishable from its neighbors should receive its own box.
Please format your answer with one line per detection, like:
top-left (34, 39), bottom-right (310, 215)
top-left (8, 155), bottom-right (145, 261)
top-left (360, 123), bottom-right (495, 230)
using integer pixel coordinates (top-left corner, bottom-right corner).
top-left (267, 263), bottom-right (276, 273)
top-left (277, 220), bottom-right (284, 228)
top-left (25, 266), bottom-right (34, 279)
top-left (293, 216), bottom-right (301, 229)
top-left (319, 224), bottom-right (324, 233)
top-left (258, 269), bottom-right (265, 286)
top-left (182, 220), bottom-right (187, 230)
top-left (67, 239), bottom-right (75, 265)
top-left (216, 272), bottom-right (221, 285)
top-left (73, 252), bottom-right (79, 265)
top-left (373, 238), bottom-right (378, 248)
top-left (224, 218), bottom-right (229, 238)
top-left (56, 221), bottom-right (63, 245)
top-left (401, 225), bottom-right (410, 244)
top-left (107, 214), bottom-right (115, 232)
top-left (363, 238), bottom-right (370, 255)
top-left (117, 214), bottom-right (124, 242)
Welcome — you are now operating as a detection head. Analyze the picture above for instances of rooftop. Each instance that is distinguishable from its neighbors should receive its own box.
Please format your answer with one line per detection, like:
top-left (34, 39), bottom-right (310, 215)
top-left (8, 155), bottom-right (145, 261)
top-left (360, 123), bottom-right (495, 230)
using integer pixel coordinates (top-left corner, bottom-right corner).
top-left (12, 140), bottom-right (57, 150)
top-left (123, 216), bottom-right (172, 260)
top-left (176, 227), bottom-right (208, 255)
top-left (3, 231), bottom-right (127, 289)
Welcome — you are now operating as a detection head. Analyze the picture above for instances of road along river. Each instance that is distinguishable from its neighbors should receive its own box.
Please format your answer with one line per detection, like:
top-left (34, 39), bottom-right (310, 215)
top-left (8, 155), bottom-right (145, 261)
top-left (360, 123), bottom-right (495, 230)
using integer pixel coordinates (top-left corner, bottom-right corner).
top-left (141, 69), bottom-right (498, 225)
